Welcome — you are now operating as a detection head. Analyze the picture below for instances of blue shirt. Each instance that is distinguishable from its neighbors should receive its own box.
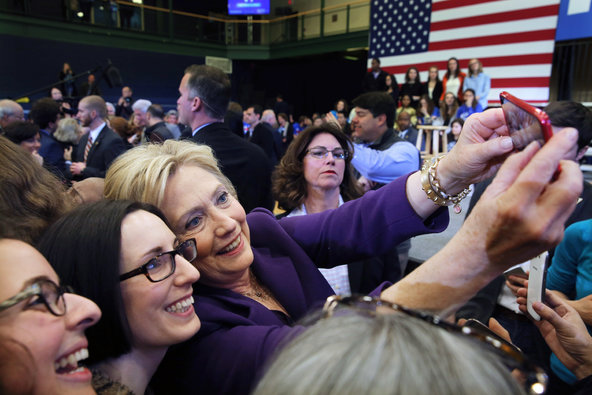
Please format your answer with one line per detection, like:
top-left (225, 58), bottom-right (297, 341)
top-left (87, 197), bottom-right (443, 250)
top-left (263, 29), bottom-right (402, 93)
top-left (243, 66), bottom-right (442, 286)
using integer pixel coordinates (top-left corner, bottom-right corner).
top-left (463, 73), bottom-right (491, 109)
top-left (352, 140), bottom-right (420, 184)
top-left (456, 103), bottom-right (484, 121)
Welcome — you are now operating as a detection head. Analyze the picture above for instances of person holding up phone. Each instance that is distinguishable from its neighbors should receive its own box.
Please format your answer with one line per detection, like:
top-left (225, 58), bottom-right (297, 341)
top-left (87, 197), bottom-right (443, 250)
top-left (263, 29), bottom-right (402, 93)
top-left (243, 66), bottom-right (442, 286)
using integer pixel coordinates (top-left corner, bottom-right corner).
top-left (457, 100), bottom-right (592, 391)
top-left (529, 218), bottom-right (592, 387)
top-left (518, 290), bottom-right (592, 394)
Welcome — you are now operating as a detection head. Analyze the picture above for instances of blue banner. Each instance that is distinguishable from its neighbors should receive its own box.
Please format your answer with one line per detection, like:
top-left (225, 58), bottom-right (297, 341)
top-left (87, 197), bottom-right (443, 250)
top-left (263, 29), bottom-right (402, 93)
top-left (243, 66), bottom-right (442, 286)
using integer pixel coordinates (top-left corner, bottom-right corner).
top-left (556, 0), bottom-right (592, 40)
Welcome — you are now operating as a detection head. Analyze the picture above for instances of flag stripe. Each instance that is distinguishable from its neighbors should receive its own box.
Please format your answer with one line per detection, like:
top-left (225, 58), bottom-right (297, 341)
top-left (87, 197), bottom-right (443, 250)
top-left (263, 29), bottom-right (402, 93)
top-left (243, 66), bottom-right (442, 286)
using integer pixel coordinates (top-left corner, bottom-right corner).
top-left (487, 88), bottom-right (550, 104)
top-left (491, 77), bottom-right (550, 88)
top-left (431, 0), bottom-right (560, 22)
top-left (431, 5), bottom-right (559, 31)
top-left (429, 16), bottom-right (557, 43)
top-left (429, 29), bottom-right (556, 51)
top-left (379, 41), bottom-right (555, 69)
top-left (431, 0), bottom-right (501, 12)
top-left (383, 54), bottom-right (553, 76)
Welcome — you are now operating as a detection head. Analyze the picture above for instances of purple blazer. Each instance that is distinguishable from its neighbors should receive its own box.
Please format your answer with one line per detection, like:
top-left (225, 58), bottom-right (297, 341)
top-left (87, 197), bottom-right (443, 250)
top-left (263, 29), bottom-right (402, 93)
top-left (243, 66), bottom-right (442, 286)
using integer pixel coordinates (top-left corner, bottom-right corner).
top-left (151, 174), bottom-right (449, 394)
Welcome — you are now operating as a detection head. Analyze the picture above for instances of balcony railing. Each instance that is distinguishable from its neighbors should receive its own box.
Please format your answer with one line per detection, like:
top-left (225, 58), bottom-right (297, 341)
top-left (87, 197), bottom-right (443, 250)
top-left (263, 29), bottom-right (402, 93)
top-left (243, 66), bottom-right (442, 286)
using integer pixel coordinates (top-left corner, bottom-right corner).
top-left (0, 0), bottom-right (371, 45)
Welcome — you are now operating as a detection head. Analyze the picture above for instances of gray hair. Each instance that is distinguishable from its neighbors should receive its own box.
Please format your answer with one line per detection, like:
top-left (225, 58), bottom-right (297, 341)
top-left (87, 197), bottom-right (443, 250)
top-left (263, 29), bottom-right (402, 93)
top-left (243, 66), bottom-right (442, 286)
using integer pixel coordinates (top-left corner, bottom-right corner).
top-left (0, 100), bottom-right (22, 118)
top-left (132, 99), bottom-right (152, 113)
top-left (254, 311), bottom-right (525, 395)
top-left (53, 118), bottom-right (80, 144)
top-left (105, 102), bottom-right (115, 114)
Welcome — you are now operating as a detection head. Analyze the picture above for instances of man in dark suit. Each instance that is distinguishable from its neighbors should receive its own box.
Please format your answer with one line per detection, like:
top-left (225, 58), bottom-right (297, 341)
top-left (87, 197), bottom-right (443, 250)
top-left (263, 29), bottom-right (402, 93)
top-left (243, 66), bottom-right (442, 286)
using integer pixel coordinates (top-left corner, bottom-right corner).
top-left (70, 95), bottom-right (126, 180)
top-left (79, 74), bottom-right (101, 97)
top-left (177, 65), bottom-right (274, 213)
top-left (362, 57), bottom-right (389, 92)
top-left (277, 112), bottom-right (294, 155)
top-left (243, 105), bottom-right (278, 165)
top-left (396, 110), bottom-right (418, 146)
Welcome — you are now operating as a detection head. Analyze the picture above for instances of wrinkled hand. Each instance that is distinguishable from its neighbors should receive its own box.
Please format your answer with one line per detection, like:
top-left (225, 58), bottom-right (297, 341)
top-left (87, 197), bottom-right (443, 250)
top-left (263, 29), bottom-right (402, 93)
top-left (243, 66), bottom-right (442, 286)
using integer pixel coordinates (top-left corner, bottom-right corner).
top-left (529, 291), bottom-right (592, 380)
top-left (70, 162), bottom-right (86, 175)
top-left (454, 127), bottom-right (582, 271)
top-left (437, 108), bottom-right (514, 194)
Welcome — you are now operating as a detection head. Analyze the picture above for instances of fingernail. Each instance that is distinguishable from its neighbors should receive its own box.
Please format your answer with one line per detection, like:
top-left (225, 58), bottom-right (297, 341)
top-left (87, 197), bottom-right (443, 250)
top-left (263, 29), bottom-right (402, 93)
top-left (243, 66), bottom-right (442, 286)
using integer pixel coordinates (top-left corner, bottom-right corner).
top-left (500, 136), bottom-right (513, 149)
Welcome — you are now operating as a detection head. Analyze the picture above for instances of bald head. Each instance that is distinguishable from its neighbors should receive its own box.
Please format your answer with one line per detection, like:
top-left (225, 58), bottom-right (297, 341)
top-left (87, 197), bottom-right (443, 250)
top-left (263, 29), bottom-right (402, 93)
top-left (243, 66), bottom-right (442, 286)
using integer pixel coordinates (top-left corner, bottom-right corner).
top-left (0, 100), bottom-right (24, 129)
top-left (397, 110), bottom-right (411, 132)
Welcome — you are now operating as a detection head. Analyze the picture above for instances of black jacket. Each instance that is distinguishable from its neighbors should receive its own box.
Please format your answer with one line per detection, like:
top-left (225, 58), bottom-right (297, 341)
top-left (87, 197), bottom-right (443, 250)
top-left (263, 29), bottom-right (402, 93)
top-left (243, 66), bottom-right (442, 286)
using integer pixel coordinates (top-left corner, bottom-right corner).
top-left (71, 125), bottom-right (126, 180)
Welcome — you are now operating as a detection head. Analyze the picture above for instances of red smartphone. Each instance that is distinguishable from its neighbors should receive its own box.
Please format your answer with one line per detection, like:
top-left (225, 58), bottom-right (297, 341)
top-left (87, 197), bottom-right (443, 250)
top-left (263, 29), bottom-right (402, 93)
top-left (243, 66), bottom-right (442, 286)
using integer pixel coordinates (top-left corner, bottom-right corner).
top-left (500, 91), bottom-right (553, 150)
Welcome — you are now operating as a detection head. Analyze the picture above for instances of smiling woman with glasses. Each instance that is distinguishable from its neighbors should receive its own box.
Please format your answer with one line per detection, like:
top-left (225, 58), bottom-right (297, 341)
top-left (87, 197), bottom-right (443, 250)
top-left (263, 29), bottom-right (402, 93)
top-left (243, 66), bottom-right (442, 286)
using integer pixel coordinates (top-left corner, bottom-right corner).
top-left (0, 238), bottom-right (101, 395)
top-left (103, 104), bottom-right (582, 394)
top-left (38, 200), bottom-right (200, 395)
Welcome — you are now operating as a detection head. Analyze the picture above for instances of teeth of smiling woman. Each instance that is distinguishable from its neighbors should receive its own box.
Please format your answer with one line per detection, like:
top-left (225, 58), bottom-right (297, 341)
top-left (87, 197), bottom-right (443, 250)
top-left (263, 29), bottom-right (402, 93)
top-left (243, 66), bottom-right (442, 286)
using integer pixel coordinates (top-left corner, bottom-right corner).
top-left (165, 296), bottom-right (194, 313)
top-left (218, 235), bottom-right (241, 254)
top-left (54, 348), bottom-right (89, 373)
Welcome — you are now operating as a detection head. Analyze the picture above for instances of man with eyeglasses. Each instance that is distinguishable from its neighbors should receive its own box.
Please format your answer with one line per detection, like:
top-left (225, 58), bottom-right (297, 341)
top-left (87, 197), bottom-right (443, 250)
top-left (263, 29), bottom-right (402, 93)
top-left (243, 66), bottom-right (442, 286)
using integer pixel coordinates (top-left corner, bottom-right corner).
top-left (176, 64), bottom-right (274, 213)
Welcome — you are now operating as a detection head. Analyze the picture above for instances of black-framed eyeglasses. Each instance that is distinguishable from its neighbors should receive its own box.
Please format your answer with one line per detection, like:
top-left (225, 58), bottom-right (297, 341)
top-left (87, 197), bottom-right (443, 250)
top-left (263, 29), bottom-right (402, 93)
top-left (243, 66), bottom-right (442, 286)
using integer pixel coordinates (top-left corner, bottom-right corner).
top-left (306, 146), bottom-right (349, 160)
top-left (119, 238), bottom-right (197, 282)
top-left (323, 295), bottom-right (548, 395)
top-left (0, 279), bottom-right (71, 317)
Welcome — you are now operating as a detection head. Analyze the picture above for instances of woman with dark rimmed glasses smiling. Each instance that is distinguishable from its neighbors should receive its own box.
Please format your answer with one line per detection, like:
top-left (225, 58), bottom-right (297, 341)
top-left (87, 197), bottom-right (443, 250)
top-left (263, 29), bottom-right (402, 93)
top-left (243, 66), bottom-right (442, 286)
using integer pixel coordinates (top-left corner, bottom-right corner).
top-left (104, 106), bottom-right (582, 394)
top-left (0, 238), bottom-right (101, 395)
top-left (38, 200), bottom-right (200, 395)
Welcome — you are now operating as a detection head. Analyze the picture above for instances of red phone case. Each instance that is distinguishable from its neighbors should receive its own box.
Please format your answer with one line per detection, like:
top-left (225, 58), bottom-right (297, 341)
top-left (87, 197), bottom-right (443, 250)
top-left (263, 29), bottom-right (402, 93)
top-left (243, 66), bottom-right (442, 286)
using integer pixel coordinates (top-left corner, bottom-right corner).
top-left (499, 91), bottom-right (554, 149)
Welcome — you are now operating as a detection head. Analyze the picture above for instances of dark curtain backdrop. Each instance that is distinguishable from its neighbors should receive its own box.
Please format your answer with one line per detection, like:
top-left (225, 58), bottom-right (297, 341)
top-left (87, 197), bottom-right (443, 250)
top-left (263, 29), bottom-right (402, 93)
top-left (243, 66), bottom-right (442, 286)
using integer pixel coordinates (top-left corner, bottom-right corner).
top-left (1, 34), bottom-right (367, 116)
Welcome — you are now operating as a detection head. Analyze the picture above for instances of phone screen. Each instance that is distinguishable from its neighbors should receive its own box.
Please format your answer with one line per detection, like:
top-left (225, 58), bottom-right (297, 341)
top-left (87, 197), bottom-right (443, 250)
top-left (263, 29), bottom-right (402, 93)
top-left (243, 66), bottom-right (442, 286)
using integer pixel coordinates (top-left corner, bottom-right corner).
top-left (500, 92), bottom-right (552, 150)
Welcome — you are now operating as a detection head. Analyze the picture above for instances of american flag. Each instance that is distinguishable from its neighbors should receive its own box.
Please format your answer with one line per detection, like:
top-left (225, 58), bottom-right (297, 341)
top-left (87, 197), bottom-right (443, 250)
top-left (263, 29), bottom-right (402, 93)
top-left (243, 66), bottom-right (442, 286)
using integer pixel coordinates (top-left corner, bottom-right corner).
top-left (369, 0), bottom-right (561, 105)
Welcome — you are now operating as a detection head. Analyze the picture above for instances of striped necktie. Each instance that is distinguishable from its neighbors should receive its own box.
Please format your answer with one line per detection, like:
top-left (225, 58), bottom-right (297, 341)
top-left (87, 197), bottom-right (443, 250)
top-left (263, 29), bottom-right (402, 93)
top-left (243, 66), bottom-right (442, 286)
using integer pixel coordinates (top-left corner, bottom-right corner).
top-left (84, 135), bottom-right (93, 162)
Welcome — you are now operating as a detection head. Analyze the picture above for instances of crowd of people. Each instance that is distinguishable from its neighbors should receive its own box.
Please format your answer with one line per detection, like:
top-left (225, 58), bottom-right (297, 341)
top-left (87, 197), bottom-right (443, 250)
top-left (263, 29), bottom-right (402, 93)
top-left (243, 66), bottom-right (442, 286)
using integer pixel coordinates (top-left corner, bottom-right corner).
top-left (1, 58), bottom-right (592, 395)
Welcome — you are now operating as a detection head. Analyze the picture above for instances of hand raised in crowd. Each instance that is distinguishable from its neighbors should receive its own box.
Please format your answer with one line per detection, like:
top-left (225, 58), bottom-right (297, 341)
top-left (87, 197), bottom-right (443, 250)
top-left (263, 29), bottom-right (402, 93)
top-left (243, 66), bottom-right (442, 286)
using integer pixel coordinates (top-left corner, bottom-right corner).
top-left (437, 108), bottom-right (514, 195)
top-left (391, 122), bottom-right (582, 313)
top-left (521, 290), bottom-right (592, 380)
top-left (461, 127), bottom-right (582, 270)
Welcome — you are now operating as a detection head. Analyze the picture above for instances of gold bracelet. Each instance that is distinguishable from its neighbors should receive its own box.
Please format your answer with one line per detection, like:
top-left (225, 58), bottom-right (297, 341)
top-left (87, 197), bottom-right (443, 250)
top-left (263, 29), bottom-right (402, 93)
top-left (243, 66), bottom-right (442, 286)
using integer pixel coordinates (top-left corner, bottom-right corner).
top-left (420, 155), bottom-right (471, 214)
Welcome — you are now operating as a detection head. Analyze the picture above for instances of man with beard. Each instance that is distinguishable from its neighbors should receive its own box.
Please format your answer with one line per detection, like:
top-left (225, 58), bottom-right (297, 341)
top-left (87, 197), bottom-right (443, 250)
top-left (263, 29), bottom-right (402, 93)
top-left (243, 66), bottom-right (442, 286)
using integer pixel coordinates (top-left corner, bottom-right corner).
top-left (69, 95), bottom-right (125, 180)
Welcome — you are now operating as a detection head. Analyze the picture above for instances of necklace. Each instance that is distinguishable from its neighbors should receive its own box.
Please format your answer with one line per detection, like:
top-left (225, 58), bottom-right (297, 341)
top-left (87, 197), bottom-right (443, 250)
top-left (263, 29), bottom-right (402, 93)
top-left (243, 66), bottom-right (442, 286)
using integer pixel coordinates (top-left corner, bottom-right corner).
top-left (240, 271), bottom-right (270, 301)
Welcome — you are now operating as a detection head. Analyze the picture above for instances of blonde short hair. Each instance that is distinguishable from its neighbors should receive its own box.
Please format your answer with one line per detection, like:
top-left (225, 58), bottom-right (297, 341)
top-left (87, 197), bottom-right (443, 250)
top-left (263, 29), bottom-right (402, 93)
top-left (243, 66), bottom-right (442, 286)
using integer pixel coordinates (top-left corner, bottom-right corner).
top-left (104, 140), bottom-right (236, 207)
top-left (54, 118), bottom-right (80, 144)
